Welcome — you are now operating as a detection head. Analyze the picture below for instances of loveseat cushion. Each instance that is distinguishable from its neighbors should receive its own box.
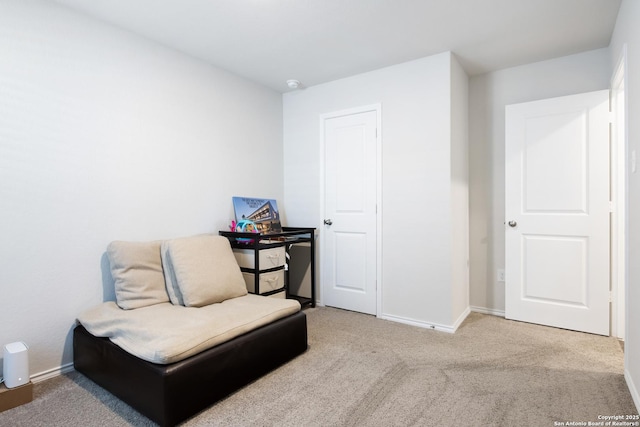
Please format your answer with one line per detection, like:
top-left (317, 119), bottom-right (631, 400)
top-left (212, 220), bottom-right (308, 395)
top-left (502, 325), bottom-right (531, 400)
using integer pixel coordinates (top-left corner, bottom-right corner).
top-left (160, 240), bottom-right (184, 306)
top-left (107, 240), bottom-right (170, 310)
top-left (76, 294), bottom-right (301, 364)
top-left (165, 235), bottom-right (247, 307)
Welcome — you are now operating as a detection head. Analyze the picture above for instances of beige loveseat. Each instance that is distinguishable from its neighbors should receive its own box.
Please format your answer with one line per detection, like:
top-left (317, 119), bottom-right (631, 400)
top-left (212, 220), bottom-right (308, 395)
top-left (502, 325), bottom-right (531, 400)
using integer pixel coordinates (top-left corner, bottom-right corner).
top-left (74, 234), bottom-right (308, 426)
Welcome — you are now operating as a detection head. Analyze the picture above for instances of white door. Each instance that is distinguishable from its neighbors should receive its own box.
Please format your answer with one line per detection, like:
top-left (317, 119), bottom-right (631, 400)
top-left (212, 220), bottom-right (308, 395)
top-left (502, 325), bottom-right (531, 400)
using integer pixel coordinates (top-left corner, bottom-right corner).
top-left (505, 90), bottom-right (610, 335)
top-left (322, 108), bottom-right (378, 315)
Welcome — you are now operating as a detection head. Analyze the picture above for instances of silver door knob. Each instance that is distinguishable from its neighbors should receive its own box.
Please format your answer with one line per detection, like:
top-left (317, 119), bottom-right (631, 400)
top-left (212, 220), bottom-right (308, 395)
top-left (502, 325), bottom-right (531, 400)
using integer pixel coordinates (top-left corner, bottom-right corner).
top-left (323, 219), bottom-right (333, 226)
top-left (508, 220), bottom-right (517, 227)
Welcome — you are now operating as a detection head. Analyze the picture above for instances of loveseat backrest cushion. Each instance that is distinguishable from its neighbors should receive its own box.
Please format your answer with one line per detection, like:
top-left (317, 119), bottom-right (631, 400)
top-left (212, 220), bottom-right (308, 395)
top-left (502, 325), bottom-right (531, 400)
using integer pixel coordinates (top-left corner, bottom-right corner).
top-left (160, 240), bottom-right (184, 306)
top-left (165, 234), bottom-right (248, 307)
top-left (106, 240), bottom-right (170, 309)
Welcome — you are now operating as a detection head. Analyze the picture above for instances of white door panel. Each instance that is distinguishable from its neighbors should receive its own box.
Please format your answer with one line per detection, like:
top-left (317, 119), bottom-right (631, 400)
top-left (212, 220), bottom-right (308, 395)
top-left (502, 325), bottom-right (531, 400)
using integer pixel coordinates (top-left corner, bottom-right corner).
top-left (505, 90), bottom-right (610, 335)
top-left (323, 109), bottom-right (377, 315)
top-left (522, 235), bottom-right (587, 305)
top-left (523, 110), bottom-right (588, 212)
top-left (335, 232), bottom-right (367, 291)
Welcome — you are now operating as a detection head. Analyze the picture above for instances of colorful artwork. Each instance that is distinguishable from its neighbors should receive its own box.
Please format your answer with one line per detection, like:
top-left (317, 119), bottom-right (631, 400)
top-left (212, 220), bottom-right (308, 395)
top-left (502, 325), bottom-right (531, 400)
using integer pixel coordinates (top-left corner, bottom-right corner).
top-left (232, 197), bottom-right (282, 234)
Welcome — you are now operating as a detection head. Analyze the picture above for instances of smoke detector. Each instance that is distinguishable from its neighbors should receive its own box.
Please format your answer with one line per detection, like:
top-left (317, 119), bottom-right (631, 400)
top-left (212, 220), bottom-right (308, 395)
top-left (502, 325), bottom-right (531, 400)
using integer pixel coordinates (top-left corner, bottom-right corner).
top-left (286, 79), bottom-right (300, 89)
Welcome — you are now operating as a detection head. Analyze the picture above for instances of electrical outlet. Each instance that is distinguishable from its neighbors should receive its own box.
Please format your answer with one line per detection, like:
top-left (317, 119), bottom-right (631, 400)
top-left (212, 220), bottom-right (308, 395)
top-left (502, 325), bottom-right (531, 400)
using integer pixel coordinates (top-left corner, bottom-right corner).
top-left (497, 269), bottom-right (505, 282)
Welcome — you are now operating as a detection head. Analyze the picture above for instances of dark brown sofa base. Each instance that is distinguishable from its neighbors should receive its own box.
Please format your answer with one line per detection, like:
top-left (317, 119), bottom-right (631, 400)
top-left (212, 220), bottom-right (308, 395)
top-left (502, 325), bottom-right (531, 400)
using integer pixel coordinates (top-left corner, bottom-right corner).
top-left (73, 311), bottom-right (307, 426)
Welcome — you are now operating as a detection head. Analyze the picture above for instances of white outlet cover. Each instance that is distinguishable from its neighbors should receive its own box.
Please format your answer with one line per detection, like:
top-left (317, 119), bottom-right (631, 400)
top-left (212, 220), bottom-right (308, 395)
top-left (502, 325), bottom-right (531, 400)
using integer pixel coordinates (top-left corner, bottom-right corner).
top-left (497, 269), bottom-right (505, 282)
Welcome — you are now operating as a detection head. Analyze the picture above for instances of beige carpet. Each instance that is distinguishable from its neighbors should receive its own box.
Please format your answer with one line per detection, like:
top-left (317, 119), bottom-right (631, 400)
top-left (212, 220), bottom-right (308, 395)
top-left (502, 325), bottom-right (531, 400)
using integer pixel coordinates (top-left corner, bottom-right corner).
top-left (0, 308), bottom-right (636, 426)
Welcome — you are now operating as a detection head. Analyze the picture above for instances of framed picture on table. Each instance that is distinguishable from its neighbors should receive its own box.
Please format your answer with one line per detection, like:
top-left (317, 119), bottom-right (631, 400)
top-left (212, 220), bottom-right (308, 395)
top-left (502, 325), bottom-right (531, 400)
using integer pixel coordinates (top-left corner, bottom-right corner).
top-left (232, 196), bottom-right (282, 234)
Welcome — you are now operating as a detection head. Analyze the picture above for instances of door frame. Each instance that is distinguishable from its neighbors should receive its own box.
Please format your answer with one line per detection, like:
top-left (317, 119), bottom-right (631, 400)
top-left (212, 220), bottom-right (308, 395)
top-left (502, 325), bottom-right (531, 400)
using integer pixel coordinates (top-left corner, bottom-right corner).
top-left (611, 44), bottom-right (628, 340)
top-left (318, 103), bottom-right (382, 315)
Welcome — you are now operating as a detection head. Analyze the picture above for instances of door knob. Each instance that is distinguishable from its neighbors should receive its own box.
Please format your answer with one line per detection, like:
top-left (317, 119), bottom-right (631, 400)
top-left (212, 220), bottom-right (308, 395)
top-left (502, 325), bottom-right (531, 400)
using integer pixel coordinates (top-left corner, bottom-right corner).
top-left (323, 219), bottom-right (333, 226)
top-left (508, 220), bottom-right (517, 227)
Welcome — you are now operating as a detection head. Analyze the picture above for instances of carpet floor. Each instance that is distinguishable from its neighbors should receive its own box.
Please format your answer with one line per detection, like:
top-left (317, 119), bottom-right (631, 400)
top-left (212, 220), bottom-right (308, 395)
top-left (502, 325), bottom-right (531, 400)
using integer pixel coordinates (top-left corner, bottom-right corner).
top-left (0, 308), bottom-right (637, 426)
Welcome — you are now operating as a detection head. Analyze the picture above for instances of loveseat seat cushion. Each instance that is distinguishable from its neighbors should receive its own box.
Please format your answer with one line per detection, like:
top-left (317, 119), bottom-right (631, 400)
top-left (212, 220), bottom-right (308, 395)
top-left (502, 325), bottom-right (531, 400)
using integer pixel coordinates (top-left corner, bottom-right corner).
top-left (76, 294), bottom-right (300, 364)
top-left (107, 240), bottom-right (170, 309)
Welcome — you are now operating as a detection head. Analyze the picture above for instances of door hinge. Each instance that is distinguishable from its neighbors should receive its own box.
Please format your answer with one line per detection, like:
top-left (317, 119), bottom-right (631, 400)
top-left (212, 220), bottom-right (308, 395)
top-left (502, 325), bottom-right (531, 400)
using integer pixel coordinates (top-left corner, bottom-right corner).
top-left (609, 111), bottom-right (614, 123)
top-left (609, 201), bottom-right (615, 212)
top-left (609, 291), bottom-right (613, 303)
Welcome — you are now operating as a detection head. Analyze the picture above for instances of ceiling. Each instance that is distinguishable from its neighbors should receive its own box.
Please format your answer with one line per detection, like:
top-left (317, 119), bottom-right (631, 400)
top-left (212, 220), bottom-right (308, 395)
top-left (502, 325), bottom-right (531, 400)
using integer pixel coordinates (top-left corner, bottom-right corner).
top-left (52, 0), bottom-right (622, 93)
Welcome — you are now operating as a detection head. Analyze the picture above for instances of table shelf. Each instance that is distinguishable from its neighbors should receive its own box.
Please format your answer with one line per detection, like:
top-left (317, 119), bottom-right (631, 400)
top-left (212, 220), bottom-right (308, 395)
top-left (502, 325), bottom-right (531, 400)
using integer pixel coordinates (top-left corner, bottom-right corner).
top-left (219, 227), bottom-right (316, 308)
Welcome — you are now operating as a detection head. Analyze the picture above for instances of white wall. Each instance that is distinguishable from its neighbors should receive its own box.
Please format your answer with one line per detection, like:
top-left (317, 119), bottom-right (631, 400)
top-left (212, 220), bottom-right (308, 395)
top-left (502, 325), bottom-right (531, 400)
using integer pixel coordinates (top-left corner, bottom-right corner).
top-left (610, 0), bottom-right (640, 411)
top-left (283, 52), bottom-right (468, 330)
top-left (0, 0), bottom-right (283, 378)
top-left (450, 55), bottom-right (470, 323)
top-left (468, 48), bottom-right (611, 314)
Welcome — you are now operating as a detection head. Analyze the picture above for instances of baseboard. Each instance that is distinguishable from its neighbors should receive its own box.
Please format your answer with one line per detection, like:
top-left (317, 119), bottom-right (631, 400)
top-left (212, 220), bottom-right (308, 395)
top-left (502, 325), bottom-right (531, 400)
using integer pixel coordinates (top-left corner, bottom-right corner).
top-left (625, 368), bottom-right (640, 413)
top-left (379, 313), bottom-right (453, 333)
top-left (379, 309), bottom-right (470, 334)
top-left (30, 362), bottom-right (74, 384)
top-left (321, 303), bottom-right (456, 332)
top-left (470, 305), bottom-right (505, 317)
top-left (452, 306), bottom-right (471, 331)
